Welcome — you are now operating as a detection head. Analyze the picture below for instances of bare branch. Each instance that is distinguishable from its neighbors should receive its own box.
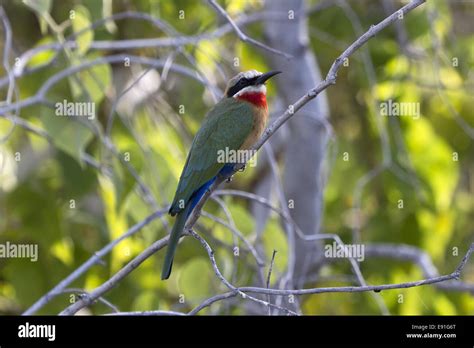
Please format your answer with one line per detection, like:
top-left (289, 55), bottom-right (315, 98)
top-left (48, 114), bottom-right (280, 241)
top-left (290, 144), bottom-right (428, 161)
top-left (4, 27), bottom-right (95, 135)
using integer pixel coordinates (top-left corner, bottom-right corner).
top-left (0, 6), bottom-right (15, 106)
top-left (106, 310), bottom-right (186, 316)
top-left (365, 243), bottom-right (474, 293)
top-left (210, 196), bottom-right (242, 285)
top-left (188, 292), bottom-right (237, 315)
top-left (238, 243), bottom-right (474, 296)
top-left (207, 0), bottom-right (292, 59)
top-left (266, 250), bottom-right (277, 315)
top-left (23, 208), bottom-right (168, 315)
top-left (199, 243), bottom-right (474, 303)
top-left (190, 243), bottom-right (474, 314)
top-left (0, 6), bottom-right (18, 144)
top-left (188, 229), bottom-right (298, 316)
top-left (201, 211), bottom-right (265, 266)
top-left (266, 250), bottom-right (277, 289)
top-left (60, 288), bottom-right (119, 313)
top-left (59, 227), bottom-right (297, 316)
top-left (59, 234), bottom-right (169, 316)
top-left (0, 55), bottom-right (217, 116)
top-left (0, 10), bottom-right (290, 89)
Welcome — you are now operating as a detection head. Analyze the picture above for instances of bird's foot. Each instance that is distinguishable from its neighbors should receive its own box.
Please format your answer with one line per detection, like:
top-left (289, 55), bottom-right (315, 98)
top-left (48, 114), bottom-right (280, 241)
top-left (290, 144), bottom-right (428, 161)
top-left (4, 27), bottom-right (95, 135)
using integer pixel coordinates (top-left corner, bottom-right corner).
top-left (226, 175), bottom-right (234, 183)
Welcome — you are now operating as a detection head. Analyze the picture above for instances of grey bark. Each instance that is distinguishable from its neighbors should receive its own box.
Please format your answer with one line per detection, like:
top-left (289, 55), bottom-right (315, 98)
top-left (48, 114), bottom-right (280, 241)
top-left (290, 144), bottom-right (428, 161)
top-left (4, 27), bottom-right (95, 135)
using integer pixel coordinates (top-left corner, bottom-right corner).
top-left (263, 0), bottom-right (330, 287)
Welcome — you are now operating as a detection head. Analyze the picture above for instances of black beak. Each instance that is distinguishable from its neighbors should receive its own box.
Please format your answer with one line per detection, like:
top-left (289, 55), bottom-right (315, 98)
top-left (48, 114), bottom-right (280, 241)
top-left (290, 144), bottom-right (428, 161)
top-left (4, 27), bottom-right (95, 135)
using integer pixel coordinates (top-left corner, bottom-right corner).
top-left (254, 70), bottom-right (281, 85)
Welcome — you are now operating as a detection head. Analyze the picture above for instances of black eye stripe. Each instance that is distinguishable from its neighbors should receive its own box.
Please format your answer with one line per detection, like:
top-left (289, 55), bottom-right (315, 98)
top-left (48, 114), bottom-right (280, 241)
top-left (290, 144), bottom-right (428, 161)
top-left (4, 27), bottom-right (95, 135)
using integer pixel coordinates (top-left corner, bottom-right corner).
top-left (226, 77), bottom-right (255, 97)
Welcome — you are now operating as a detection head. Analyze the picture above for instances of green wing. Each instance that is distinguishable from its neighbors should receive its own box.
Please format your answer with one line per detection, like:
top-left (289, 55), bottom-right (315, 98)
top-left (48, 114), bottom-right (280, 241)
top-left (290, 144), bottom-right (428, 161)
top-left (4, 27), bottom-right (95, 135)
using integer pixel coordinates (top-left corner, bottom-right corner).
top-left (169, 98), bottom-right (254, 214)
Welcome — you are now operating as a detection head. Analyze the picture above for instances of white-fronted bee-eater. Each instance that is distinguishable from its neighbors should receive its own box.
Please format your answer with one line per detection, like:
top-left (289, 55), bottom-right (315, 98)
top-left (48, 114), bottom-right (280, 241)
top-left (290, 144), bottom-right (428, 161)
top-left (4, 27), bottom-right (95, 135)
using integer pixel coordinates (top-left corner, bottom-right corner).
top-left (162, 70), bottom-right (281, 279)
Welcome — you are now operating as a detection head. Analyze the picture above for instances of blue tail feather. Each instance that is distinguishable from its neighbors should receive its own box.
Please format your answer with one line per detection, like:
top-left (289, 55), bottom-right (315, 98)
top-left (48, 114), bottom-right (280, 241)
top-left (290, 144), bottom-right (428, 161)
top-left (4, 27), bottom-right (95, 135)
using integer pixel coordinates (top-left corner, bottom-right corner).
top-left (186, 164), bottom-right (234, 218)
top-left (161, 164), bottom-right (234, 279)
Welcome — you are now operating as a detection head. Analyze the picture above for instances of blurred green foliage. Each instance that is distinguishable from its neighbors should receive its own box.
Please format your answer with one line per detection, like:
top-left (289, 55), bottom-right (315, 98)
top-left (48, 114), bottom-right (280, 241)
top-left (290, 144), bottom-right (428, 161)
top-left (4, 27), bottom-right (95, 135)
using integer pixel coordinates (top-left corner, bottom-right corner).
top-left (0, 0), bottom-right (472, 315)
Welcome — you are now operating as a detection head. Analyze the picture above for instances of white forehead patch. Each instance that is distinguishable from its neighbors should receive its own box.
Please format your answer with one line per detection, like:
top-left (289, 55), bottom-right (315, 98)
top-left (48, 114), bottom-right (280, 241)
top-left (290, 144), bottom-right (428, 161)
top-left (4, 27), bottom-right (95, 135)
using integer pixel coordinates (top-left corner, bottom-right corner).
top-left (241, 70), bottom-right (262, 79)
top-left (229, 70), bottom-right (263, 87)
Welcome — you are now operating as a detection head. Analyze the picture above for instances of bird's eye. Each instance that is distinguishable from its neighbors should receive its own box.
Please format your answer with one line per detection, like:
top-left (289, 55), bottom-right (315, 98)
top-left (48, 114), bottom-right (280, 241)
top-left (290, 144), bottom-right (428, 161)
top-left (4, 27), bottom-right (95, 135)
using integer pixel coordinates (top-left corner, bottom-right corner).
top-left (227, 78), bottom-right (252, 97)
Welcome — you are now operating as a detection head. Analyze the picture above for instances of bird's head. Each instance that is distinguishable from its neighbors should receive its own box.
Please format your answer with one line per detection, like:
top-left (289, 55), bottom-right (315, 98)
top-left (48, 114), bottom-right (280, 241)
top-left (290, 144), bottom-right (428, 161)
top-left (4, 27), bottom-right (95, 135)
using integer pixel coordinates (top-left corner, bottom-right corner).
top-left (225, 70), bottom-right (281, 99)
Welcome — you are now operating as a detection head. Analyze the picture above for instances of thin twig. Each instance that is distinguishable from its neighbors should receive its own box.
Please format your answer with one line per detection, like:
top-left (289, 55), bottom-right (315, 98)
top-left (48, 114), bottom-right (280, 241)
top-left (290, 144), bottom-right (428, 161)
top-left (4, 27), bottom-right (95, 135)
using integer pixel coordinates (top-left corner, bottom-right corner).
top-left (266, 250), bottom-right (277, 315)
top-left (266, 250), bottom-right (277, 289)
top-left (201, 211), bottom-right (265, 266)
top-left (189, 229), bottom-right (297, 316)
top-left (207, 0), bottom-right (292, 59)
top-left (106, 310), bottom-right (186, 316)
top-left (61, 288), bottom-right (120, 313)
top-left (189, 243), bottom-right (474, 314)
top-left (0, 55), bottom-right (213, 116)
top-left (59, 234), bottom-right (169, 315)
top-left (24, 208), bottom-right (167, 315)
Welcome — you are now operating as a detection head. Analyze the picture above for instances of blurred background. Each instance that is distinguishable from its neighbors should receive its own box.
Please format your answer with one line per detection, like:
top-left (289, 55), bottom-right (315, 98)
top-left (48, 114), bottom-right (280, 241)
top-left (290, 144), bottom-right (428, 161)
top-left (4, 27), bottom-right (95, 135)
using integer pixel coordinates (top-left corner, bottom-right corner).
top-left (0, 0), bottom-right (473, 315)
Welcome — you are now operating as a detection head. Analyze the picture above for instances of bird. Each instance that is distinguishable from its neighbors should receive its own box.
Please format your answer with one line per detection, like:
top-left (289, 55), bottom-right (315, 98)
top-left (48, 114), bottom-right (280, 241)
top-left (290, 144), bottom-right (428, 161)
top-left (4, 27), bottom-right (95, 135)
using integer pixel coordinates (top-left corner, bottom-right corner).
top-left (161, 69), bottom-right (281, 280)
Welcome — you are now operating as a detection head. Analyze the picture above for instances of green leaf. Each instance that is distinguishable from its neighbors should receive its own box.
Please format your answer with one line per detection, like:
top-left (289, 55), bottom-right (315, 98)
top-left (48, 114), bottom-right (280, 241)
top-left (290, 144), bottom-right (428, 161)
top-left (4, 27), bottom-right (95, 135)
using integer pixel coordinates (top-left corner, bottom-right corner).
top-left (417, 209), bottom-right (454, 261)
top-left (98, 174), bottom-right (130, 272)
top-left (178, 258), bottom-right (211, 303)
top-left (404, 117), bottom-right (459, 211)
top-left (39, 107), bottom-right (94, 164)
top-left (384, 55), bottom-right (409, 78)
top-left (228, 204), bottom-right (255, 236)
top-left (262, 218), bottom-right (288, 276)
top-left (110, 156), bottom-right (138, 211)
top-left (433, 294), bottom-right (456, 315)
top-left (132, 291), bottom-right (160, 311)
top-left (102, 0), bottom-right (117, 33)
top-left (68, 54), bottom-right (111, 104)
top-left (22, 0), bottom-right (51, 14)
top-left (195, 40), bottom-right (218, 80)
top-left (27, 36), bottom-right (56, 69)
top-left (71, 5), bottom-right (93, 56)
top-left (4, 259), bottom-right (45, 309)
top-left (50, 238), bottom-right (74, 266)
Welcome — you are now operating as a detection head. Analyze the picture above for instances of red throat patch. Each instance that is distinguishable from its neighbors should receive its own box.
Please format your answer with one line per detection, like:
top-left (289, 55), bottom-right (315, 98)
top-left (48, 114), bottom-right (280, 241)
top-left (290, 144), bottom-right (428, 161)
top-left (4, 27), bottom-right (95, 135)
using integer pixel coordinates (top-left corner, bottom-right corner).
top-left (236, 92), bottom-right (267, 109)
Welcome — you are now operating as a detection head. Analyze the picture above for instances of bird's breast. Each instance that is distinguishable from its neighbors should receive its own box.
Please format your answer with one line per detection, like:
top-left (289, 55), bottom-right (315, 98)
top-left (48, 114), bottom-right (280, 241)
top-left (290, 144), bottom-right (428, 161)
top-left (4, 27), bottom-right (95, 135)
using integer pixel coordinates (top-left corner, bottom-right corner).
top-left (239, 104), bottom-right (268, 150)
